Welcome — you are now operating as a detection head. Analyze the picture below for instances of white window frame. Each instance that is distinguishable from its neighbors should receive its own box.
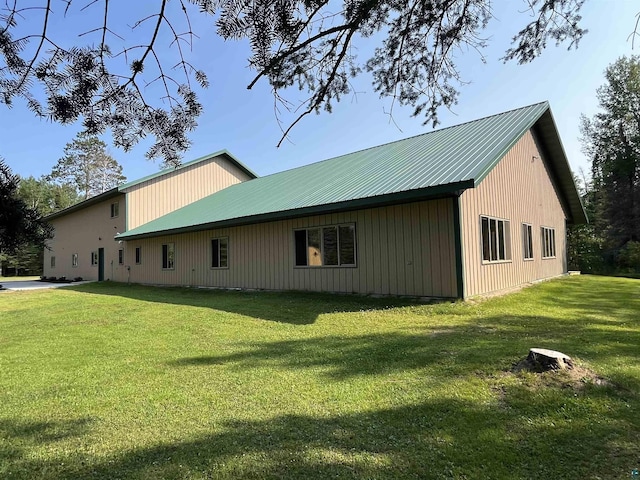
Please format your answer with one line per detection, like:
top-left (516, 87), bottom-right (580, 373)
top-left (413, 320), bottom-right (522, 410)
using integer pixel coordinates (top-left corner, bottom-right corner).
top-left (110, 201), bottom-right (119, 218)
top-left (294, 223), bottom-right (357, 268)
top-left (522, 223), bottom-right (534, 261)
top-left (541, 226), bottom-right (556, 259)
top-left (211, 237), bottom-right (229, 269)
top-left (162, 243), bottom-right (175, 270)
top-left (480, 215), bottom-right (512, 263)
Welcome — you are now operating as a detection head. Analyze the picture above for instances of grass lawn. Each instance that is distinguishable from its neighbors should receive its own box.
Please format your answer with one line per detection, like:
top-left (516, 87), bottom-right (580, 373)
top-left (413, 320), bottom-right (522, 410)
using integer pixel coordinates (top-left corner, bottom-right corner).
top-left (0, 276), bottom-right (638, 479)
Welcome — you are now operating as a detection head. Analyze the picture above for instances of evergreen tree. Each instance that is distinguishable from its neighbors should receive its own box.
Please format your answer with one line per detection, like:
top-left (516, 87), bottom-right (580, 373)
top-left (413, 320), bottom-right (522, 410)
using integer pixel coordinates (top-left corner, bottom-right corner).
top-left (581, 56), bottom-right (640, 269)
top-left (0, 159), bottom-right (53, 262)
top-left (48, 133), bottom-right (126, 200)
top-left (0, 1), bottom-right (590, 165)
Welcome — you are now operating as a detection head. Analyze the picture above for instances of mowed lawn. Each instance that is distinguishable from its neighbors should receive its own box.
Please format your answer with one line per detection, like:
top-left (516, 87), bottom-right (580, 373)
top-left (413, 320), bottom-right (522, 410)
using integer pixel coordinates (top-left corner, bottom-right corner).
top-left (0, 276), bottom-right (639, 479)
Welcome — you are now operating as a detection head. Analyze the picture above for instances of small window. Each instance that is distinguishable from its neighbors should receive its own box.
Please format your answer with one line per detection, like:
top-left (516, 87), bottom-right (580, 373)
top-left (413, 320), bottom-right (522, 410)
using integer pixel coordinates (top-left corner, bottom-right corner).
top-left (118, 249), bottom-right (124, 265)
top-left (294, 224), bottom-right (357, 267)
top-left (135, 247), bottom-right (141, 265)
top-left (72, 253), bottom-right (78, 267)
top-left (162, 243), bottom-right (175, 269)
top-left (51, 256), bottom-right (56, 268)
top-left (481, 216), bottom-right (511, 263)
top-left (110, 202), bottom-right (119, 218)
top-left (211, 237), bottom-right (229, 268)
top-left (541, 227), bottom-right (556, 259)
top-left (91, 251), bottom-right (98, 266)
top-left (522, 224), bottom-right (533, 260)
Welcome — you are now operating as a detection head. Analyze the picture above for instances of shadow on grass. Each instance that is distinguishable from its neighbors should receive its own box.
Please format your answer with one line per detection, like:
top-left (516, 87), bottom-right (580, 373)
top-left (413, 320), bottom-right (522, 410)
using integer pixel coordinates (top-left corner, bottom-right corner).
top-left (63, 282), bottom-right (427, 325)
top-left (2, 396), bottom-right (635, 480)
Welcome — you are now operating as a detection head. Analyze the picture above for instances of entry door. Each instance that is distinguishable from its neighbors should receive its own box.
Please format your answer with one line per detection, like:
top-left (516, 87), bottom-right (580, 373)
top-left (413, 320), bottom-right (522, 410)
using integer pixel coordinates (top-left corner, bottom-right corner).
top-left (98, 248), bottom-right (105, 281)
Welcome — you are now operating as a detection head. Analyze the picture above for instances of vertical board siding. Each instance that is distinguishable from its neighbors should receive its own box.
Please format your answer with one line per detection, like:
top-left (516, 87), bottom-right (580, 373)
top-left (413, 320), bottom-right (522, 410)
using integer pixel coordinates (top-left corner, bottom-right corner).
top-left (460, 130), bottom-right (568, 297)
top-left (125, 156), bottom-right (253, 229)
top-left (125, 199), bottom-right (457, 297)
top-left (43, 194), bottom-right (127, 281)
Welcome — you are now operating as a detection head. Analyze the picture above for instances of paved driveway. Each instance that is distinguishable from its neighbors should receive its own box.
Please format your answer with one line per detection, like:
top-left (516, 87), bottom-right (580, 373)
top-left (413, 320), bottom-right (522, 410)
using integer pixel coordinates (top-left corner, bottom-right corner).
top-left (0, 279), bottom-right (93, 291)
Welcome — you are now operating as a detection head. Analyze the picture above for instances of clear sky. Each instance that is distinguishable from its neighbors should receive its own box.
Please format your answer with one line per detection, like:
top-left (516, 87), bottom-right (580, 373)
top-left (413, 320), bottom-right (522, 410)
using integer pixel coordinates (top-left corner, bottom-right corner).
top-left (0, 1), bottom-right (637, 182)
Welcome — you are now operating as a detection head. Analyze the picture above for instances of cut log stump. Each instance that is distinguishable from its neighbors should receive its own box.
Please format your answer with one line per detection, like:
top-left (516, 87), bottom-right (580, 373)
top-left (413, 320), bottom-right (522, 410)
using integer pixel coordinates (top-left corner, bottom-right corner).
top-left (527, 348), bottom-right (574, 371)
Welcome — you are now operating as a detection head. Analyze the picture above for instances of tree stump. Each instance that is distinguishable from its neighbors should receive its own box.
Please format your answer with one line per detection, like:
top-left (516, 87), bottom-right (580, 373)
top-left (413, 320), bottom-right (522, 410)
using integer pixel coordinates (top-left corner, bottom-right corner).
top-left (527, 348), bottom-right (574, 371)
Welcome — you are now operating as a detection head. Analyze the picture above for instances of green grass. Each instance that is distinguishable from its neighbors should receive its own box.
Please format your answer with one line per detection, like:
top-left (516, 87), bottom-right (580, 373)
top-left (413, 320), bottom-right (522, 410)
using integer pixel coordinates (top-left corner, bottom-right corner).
top-left (1, 276), bottom-right (639, 479)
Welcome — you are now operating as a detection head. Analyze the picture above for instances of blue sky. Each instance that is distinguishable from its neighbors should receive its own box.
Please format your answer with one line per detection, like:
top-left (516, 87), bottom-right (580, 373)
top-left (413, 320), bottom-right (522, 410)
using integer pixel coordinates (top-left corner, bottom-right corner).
top-left (1, 1), bottom-right (637, 182)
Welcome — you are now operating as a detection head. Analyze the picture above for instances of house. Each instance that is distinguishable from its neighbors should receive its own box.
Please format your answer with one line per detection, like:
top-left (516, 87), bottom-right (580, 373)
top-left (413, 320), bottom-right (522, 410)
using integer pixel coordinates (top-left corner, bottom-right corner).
top-left (44, 102), bottom-right (587, 298)
top-left (43, 151), bottom-right (257, 282)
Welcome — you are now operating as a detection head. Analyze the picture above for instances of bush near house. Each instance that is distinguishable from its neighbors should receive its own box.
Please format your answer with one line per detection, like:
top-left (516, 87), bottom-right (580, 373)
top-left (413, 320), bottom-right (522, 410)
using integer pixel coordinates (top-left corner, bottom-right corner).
top-left (0, 276), bottom-right (638, 479)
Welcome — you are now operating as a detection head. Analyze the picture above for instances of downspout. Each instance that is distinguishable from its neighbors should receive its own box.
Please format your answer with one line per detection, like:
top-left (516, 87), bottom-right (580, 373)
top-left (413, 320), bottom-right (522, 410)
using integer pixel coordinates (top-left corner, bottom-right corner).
top-left (452, 194), bottom-right (465, 300)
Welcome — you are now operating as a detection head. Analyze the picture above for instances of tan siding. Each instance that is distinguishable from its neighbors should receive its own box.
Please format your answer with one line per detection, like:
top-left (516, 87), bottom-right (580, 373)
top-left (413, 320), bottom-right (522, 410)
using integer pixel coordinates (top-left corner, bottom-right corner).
top-left (43, 194), bottom-right (127, 281)
top-left (460, 130), bottom-right (568, 297)
top-left (124, 156), bottom-right (252, 229)
top-left (124, 199), bottom-right (457, 297)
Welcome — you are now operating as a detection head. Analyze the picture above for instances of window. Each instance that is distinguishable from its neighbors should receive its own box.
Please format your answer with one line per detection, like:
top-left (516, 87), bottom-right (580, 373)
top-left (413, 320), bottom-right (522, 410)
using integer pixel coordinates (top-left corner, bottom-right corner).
top-left (522, 224), bottom-right (533, 260)
top-left (91, 251), bottom-right (98, 266)
top-left (481, 216), bottom-right (511, 263)
top-left (72, 253), bottom-right (78, 267)
top-left (50, 256), bottom-right (56, 268)
top-left (541, 227), bottom-right (556, 258)
top-left (162, 243), bottom-right (175, 269)
top-left (211, 237), bottom-right (229, 268)
top-left (118, 249), bottom-right (124, 265)
top-left (135, 247), bottom-right (141, 265)
top-left (294, 224), bottom-right (356, 267)
top-left (110, 202), bottom-right (119, 218)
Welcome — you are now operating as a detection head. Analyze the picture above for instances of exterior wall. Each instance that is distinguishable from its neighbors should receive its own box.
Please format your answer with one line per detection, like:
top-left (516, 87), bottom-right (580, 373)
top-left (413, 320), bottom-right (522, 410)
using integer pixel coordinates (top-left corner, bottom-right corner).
top-left (460, 130), bottom-right (568, 298)
top-left (123, 199), bottom-right (458, 297)
top-left (43, 194), bottom-right (127, 281)
top-left (124, 156), bottom-right (253, 230)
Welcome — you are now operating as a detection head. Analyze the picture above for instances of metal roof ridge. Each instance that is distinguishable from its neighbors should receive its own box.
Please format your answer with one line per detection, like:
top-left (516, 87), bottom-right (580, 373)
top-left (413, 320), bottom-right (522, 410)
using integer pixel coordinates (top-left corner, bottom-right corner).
top-left (118, 149), bottom-right (258, 190)
top-left (251, 101), bottom-right (551, 180)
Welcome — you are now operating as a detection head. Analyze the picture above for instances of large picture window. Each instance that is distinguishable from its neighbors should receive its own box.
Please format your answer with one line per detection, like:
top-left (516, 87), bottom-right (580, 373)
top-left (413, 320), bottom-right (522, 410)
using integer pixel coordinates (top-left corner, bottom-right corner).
top-left (211, 237), bottom-right (229, 268)
top-left (294, 224), bottom-right (356, 267)
top-left (522, 223), bottom-right (533, 260)
top-left (162, 243), bottom-right (175, 269)
top-left (541, 227), bottom-right (556, 258)
top-left (481, 216), bottom-right (511, 263)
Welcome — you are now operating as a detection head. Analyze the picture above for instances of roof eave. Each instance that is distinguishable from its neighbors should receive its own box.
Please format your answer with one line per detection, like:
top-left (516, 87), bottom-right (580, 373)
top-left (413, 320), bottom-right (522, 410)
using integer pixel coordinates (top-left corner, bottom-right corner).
top-left (44, 188), bottom-right (122, 221)
top-left (116, 180), bottom-right (474, 241)
top-left (533, 109), bottom-right (588, 225)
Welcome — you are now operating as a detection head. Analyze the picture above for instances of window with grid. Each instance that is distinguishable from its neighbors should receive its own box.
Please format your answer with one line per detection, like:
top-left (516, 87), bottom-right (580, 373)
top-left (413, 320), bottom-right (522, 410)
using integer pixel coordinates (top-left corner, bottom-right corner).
top-left (541, 227), bottom-right (556, 258)
top-left (294, 224), bottom-right (356, 267)
top-left (211, 237), bottom-right (229, 268)
top-left (522, 224), bottom-right (533, 260)
top-left (481, 216), bottom-right (512, 263)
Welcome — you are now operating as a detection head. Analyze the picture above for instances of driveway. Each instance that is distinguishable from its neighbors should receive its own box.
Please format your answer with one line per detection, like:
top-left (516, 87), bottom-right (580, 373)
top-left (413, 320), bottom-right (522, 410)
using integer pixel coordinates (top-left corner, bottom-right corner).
top-left (0, 279), bottom-right (94, 291)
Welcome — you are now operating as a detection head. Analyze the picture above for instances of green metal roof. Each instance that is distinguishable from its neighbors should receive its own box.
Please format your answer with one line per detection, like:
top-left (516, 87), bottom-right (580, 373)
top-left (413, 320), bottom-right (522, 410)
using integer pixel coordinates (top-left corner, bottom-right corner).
top-left (119, 149), bottom-right (257, 190)
top-left (117, 102), bottom-right (587, 240)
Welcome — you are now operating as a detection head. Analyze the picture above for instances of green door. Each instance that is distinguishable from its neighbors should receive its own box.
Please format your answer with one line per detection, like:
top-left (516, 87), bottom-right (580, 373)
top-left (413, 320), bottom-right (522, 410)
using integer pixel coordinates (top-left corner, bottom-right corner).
top-left (98, 248), bottom-right (105, 281)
